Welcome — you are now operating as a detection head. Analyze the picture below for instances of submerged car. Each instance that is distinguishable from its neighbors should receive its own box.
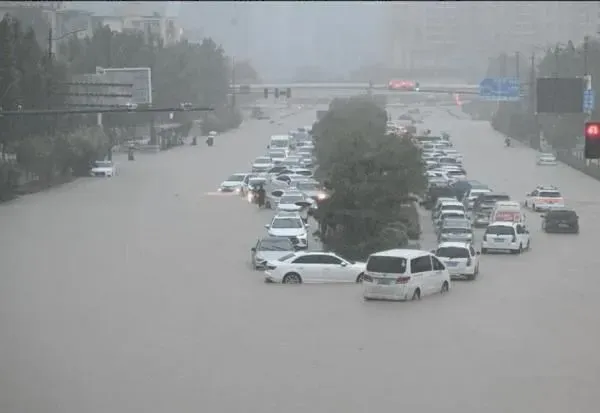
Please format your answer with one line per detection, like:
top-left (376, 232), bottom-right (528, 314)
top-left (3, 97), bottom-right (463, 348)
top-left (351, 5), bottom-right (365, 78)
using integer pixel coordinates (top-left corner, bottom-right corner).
top-left (541, 209), bottom-right (579, 233)
top-left (90, 160), bottom-right (116, 177)
top-left (218, 173), bottom-right (249, 193)
top-left (251, 236), bottom-right (295, 270)
top-left (537, 153), bottom-right (557, 166)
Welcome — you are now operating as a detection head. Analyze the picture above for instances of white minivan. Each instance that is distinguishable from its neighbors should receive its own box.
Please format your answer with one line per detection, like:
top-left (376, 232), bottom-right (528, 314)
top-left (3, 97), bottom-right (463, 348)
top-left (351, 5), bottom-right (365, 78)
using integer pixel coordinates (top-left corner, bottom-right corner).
top-left (362, 249), bottom-right (451, 301)
top-left (482, 222), bottom-right (531, 254)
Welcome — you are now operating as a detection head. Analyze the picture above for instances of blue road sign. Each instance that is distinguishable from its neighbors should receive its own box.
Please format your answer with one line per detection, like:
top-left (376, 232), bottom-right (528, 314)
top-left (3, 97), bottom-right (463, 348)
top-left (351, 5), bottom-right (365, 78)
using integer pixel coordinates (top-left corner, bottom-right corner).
top-left (584, 89), bottom-right (595, 113)
top-left (479, 77), bottom-right (521, 101)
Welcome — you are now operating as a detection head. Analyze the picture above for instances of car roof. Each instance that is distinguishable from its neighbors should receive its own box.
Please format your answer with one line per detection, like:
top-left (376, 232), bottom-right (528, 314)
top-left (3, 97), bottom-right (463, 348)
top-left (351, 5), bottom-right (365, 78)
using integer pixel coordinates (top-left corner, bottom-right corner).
top-left (535, 184), bottom-right (558, 190)
top-left (546, 208), bottom-right (576, 214)
top-left (271, 135), bottom-right (290, 139)
top-left (487, 221), bottom-right (516, 227)
top-left (441, 219), bottom-right (471, 227)
top-left (437, 241), bottom-right (471, 249)
top-left (273, 212), bottom-right (302, 219)
top-left (440, 200), bottom-right (464, 206)
top-left (260, 235), bottom-right (293, 242)
top-left (281, 191), bottom-right (304, 197)
top-left (494, 201), bottom-right (520, 207)
top-left (480, 192), bottom-right (510, 197)
top-left (370, 249), bottom-right (431, 259)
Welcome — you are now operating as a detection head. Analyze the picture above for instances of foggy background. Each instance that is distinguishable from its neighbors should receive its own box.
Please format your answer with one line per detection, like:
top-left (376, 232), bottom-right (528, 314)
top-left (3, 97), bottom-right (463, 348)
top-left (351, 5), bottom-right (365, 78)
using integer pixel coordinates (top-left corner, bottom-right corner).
top-left (49, 1), bottom-right (600, 82)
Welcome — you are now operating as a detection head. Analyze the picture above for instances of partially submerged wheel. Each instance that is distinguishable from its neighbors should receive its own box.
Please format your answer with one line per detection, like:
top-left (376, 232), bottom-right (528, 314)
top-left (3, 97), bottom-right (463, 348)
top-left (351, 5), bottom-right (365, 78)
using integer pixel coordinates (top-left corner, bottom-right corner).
top-left (282, 273), bottom-right (302, 284)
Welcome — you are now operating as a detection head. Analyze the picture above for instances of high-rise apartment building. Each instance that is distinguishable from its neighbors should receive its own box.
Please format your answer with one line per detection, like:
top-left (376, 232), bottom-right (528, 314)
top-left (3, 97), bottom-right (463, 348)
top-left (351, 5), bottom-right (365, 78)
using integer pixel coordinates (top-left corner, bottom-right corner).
top-left (387, 2), bottom-right (599, 76)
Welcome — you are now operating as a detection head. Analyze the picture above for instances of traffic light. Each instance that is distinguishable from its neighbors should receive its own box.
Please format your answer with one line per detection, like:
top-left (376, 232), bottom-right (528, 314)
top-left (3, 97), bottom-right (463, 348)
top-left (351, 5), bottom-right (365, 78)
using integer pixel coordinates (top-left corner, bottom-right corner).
top-left (584, 121), bottom-right (600, 159)
top-left (286, 88), bottom-right (292, 98)
top-left (274, 88), bottom-right (280, 98)
top-left (415, 81), bottom-right (420, 92)
top-left (264, 88), bottom-right (269, 99)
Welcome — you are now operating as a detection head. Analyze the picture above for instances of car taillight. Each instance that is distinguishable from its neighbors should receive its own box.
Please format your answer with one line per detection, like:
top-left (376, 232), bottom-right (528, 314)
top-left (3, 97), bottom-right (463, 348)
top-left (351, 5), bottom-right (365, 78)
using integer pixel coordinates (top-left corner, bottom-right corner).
top-left (511, 235), bottom-right (516, 242)
top-left (363, 274), bottom-right (373, 282)
top-left (266, 264), bottom-right (277, 270)
top-left (395, 276), bottom-right (411, 284)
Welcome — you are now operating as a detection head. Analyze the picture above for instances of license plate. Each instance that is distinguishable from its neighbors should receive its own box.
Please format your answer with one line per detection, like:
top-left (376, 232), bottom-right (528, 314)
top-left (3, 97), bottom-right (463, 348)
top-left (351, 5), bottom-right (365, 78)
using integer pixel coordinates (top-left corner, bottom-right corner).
top-left (494, 237), bottom-right (504, 242)
top-left (445, 261), bottom-right (458, 267)
top-left (377, 278), bottom-right (394, 285)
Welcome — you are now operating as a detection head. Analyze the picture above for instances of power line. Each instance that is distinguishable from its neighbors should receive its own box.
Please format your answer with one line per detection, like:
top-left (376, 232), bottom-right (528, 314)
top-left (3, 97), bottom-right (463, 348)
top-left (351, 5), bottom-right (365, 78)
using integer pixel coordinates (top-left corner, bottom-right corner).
top-left (0, 106), bottom-right (213, 117)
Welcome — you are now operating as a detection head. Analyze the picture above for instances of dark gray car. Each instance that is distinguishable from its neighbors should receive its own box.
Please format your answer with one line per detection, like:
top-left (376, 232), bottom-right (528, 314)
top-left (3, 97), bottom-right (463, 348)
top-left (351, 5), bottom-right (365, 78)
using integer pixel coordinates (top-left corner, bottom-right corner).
top-left (251, 236), bottom-right (295, 270)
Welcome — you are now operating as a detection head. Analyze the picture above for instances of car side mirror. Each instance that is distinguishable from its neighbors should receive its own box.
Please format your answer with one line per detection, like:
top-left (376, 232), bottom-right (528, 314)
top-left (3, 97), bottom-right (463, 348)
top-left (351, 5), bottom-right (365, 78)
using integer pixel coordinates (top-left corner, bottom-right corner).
top-left (305, 223), bottom-right (310, 228)
top-left (340, 262), bottom-right (348, 267)
top-left (264, 224), bottom-right (270, 229)
top-left (251, 247), bottom-right (256, 252)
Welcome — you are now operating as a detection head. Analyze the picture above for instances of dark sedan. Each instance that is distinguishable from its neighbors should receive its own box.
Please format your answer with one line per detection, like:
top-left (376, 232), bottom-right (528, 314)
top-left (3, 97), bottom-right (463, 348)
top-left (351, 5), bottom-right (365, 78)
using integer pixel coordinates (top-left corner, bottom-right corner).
top-left (541, 209), bottom-right (579, 234)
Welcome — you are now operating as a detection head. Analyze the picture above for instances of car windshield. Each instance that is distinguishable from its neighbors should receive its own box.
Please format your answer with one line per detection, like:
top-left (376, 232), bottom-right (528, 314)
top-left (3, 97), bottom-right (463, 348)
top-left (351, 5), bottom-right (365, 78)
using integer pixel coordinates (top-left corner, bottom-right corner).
top-left (539, 191), bottom-right (561, 198)
top-left (280, 195), bottom-right (304, 204)
top-left (278, 253), bottom-right (296, 262)
top-left (95, 161), bottom-right (112, 167)
top-left (271, 140), bottom-right (288, 148)
top-left (366, 256), bottom-right (407, 274)
top-left (548, 210), bottom-right (576, 219)
top-left (442, 227), bottom-right (470, 234)
top-left (296, 182), bottom-right (318, 191)
top-left (484, 195), bottom-right (510, 202)
top-left (442, 204), bottom-right (463, 211)
top-left (249, 178), bottom-right (266, 186)
top-left (271, 218), bottom-right (303, 228)
top-left (442, 211), bottom-right (464, 218)
top-left (436, 247), bottom-right (470, 258)
top-left (485, 226), bottom-right (515, 236)
top-left (270, 151), bottom-right (285, 157)
top-left (259, 238), bottom-right (293, 251)
top-left (255, 157), bottom-right (271, 163)
top-left (227, 174), bottom-right (245, 182)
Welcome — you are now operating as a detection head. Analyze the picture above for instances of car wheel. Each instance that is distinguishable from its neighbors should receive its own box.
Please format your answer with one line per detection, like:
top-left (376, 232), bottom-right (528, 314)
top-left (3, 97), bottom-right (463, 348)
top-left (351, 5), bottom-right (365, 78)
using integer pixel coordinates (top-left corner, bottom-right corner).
top-left (440, 281), bottom-right (449, 294)
top-left (513, 244), bottom-right (523, 254)
top-left (356, 273), bottom-right (365, 283)
top-left (282, 273), bottom-right (302, 284)
top-left (411, 288), bottom-right (421, 300)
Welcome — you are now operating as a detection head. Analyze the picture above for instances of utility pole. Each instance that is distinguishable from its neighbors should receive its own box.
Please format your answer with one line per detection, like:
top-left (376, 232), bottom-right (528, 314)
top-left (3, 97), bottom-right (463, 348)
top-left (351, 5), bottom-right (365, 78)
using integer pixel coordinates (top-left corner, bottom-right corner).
top-left (231, 56), bottom-right (236, 108)
top-left (500, 54), bottom-right (507, 77)
top-left (47, 28), bottom-right (53, 109)
top-left (515, 51), bottom-right (520, 79)
top-left (554, 45), bottom-right (560, 77)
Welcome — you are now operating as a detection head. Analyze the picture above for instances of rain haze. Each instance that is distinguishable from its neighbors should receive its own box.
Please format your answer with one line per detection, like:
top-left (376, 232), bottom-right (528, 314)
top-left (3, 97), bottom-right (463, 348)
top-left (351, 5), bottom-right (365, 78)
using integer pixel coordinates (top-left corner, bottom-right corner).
top-left (1, 1), bottom-right (600, 413)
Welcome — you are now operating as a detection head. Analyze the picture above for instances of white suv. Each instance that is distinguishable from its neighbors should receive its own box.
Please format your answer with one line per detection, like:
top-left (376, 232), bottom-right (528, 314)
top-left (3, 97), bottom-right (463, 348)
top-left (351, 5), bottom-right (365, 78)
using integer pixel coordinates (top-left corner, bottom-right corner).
top-left (362, 249), bottom-right (451, 301)
top-left (482, 222), bottom-right (530, 254)
top-left (434, 242), bottom-right (480, 280)
top-left (265, 214), bottom-right (309, 250)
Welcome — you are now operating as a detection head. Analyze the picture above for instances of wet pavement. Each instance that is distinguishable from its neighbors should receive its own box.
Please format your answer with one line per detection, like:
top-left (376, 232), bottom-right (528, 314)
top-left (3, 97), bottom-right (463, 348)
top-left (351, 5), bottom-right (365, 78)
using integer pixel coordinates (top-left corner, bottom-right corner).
top-left (1, 105), bottom-right (599, 413)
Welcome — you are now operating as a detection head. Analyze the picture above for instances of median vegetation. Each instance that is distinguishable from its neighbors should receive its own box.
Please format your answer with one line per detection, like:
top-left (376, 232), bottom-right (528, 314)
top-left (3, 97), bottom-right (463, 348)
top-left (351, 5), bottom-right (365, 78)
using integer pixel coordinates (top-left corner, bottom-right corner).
top-left (311, 96), bottom-right (426, 260)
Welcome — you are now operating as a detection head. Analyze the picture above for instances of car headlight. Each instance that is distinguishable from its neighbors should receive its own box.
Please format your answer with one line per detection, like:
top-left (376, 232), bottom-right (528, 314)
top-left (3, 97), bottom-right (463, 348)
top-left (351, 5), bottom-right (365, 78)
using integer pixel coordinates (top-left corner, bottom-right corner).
top-left (247, 193), bottom-right (254, 202)
top-left (298, 233), bottom-right (307, 239)
top-left (317, 193), bottom-right (327, 200)
top-left (235, 187), bottom-right (241, 193)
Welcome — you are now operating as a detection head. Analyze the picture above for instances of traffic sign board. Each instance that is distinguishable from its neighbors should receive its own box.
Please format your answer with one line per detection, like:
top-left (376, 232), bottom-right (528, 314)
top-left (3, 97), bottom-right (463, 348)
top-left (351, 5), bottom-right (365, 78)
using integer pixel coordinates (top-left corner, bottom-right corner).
top-left (479, 77), bottom-right (521, 101)
top-left (584, 90), bottom-right (595, 113)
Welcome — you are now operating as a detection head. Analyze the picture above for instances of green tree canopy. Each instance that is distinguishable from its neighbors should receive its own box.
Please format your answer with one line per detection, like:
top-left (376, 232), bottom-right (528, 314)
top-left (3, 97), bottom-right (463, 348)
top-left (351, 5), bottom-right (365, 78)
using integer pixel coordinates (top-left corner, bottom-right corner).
top-left (311, 96), bottom-right (426, 260)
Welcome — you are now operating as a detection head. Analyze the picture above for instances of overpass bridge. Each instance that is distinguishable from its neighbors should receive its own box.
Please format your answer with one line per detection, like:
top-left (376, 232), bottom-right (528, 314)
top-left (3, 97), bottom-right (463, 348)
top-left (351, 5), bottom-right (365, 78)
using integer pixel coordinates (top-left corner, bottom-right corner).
top-left (231, 82), bottom-right (480, 95)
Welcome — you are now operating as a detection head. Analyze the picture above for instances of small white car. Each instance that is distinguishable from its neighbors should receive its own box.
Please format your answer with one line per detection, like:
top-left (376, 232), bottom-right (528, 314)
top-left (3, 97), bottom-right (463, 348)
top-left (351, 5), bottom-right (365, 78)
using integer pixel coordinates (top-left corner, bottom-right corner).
top-left (434, 242), bottom-right (480, 280)
top-left (218, 173), bottom-right (249, 193)
top-left (252, 156), bottom-right (273, 173)
top-left (524, 185), bottom-right (565, 211)
top-left (537, 153), bottom-right (557, 166)
top-left (265, 214), bottom-right (309, 250)
top-left (362, 249), bottom-right (451, 301)
top-left (482, 222), bottom-right (531, 254)
top-left (264, 252), bottom-right (366, 284)
top-left (90, 160), bottom-right (116, 177)
top-left (276, 191), bottom-right (313, 213)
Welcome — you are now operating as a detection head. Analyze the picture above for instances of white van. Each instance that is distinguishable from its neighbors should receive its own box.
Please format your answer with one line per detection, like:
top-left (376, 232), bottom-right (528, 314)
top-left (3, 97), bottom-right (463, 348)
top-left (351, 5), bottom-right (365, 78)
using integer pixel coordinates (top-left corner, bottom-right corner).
top-left (269, 135), bottom-right (291, 150)
top-left (362, 249), bottom-right (451, 301)
top-left (490, 201), bottom-right (526, 224)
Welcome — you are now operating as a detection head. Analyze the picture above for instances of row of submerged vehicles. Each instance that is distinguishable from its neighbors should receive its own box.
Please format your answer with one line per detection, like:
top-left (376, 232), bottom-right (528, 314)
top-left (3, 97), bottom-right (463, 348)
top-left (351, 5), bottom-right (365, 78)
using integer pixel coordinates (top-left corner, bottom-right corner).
top-left (418, 132), bottom-right (580, 281)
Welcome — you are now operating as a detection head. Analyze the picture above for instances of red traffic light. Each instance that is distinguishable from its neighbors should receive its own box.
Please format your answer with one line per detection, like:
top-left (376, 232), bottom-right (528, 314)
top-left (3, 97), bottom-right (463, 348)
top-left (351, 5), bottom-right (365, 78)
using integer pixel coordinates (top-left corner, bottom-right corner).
top-left (584, 121), bottom-right (600, 159)
top-left (585, 122), bottom-right (600, 139)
